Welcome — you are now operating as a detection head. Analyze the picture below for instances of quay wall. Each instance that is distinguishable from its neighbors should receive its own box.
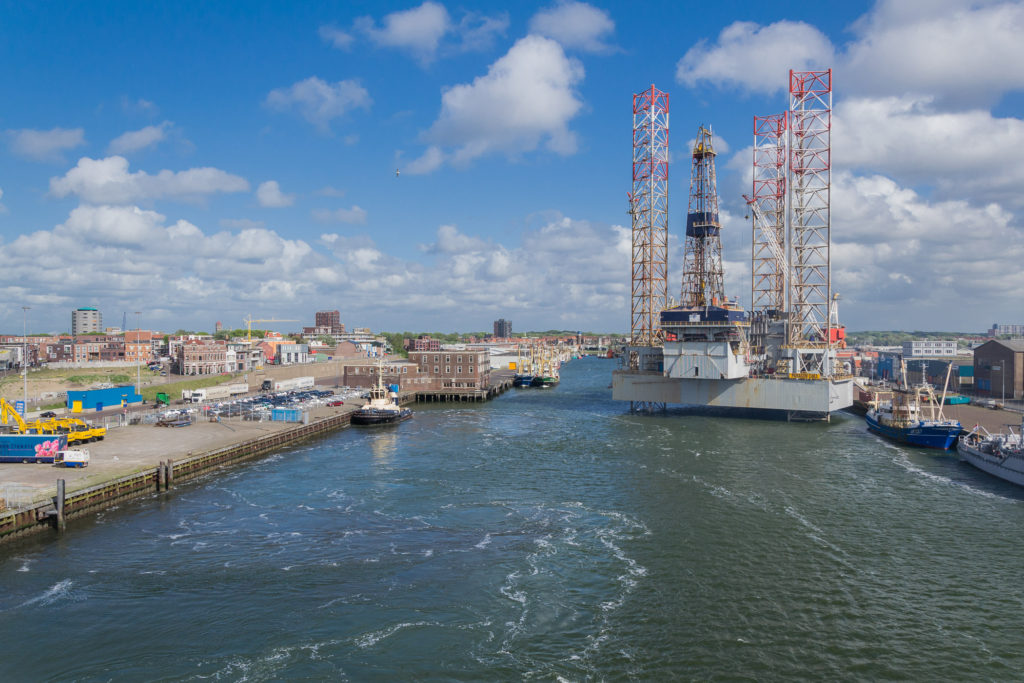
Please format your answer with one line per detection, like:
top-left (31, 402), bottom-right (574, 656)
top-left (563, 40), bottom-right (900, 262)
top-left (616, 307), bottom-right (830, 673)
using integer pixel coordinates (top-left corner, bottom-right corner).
top-left (0, 376), bottom-right (511, 547)
top-left (0, 409), bottom-right (354, 545)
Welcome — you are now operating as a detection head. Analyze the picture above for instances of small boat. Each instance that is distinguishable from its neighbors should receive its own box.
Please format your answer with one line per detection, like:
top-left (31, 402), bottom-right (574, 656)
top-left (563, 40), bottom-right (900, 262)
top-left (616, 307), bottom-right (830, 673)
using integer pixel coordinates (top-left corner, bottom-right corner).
top-left (513, 374), bottom-right (534, 388)
top-left (351, 357), bottom-right (412, 427)
top-left (865, 359), bottom-right (961, 449)
top-left (957, 417), bottom-right (1024, 486)
top-left (530, 374), bottom-right (559, 388)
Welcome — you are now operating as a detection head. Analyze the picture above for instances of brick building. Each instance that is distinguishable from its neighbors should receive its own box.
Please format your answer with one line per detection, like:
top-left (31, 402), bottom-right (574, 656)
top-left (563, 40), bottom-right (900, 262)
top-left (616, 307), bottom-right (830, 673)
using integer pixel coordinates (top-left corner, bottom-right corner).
top-left (125, 330), bottom-right (155, 364)
top-left (314, 310), bottom-right (343, 333)
top-left (404, 335), bottom-right (441, 352)
top-left (408, 349), bottom-right (491, 391)
top-left (973, 340), bottom-right (1023, 400)
top-left (178, 339), bottom-right (227, 375)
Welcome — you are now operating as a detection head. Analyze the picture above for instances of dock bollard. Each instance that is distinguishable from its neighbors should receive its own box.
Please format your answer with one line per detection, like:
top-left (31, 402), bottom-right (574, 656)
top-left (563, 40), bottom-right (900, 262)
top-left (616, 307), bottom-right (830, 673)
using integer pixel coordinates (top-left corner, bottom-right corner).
top-left (157, 461), bottom-right (166, 491)
top-left (166, 459), bottom-right (174, 489)
top-left (55, 479), bottom-right (66, 535)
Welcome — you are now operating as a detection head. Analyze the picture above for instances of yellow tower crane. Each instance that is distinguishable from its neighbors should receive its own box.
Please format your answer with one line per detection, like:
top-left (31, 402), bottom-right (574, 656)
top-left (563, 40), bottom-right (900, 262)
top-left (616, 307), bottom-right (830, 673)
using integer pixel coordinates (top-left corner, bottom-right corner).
top-left (243, 316), bottom-right (299, 343)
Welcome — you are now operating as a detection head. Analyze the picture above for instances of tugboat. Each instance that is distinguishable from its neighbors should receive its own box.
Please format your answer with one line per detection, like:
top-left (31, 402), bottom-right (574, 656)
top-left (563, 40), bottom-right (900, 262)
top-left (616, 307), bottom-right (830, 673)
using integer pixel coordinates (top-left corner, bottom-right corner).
top-left (351, 357), bottom-right (412, 426)
top-left (865, 359), bottom-right (962, 449)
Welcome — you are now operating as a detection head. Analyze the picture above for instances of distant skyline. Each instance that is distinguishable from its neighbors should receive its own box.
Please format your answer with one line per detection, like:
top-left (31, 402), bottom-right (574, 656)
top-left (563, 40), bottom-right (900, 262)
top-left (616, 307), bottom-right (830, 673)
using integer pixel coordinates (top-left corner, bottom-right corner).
top-left (1, 1), bottom-right (1021, 335)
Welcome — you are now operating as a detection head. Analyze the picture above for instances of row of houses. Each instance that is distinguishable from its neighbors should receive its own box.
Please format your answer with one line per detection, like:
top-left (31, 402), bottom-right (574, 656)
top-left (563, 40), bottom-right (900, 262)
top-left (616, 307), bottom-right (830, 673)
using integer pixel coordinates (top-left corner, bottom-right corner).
top-left (0, 331), bottom-right (384, 376)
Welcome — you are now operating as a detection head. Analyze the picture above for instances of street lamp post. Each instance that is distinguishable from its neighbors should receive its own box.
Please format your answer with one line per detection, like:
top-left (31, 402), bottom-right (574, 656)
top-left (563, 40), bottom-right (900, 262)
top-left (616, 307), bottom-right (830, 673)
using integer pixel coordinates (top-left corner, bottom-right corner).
top-left (135, 311), bottom-right (142, 397)
top-left (992, 364), bottom-right (1004, 406)
top-left (21, 306), bottom-right (29, 412)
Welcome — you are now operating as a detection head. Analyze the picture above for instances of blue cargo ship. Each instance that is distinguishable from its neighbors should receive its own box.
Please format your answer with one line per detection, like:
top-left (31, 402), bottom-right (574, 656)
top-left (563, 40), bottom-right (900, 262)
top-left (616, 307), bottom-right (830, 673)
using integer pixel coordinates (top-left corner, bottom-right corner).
top-left (865, 384), bottom-right (962, 449)
top-left (866, 408), bottom-right (962, 449)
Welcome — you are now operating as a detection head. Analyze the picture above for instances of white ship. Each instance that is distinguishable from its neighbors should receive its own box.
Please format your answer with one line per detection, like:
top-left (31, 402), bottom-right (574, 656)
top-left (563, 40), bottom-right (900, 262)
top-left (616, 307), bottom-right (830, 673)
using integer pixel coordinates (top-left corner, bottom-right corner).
top-left (957, 418), bottom-right (1024, 486)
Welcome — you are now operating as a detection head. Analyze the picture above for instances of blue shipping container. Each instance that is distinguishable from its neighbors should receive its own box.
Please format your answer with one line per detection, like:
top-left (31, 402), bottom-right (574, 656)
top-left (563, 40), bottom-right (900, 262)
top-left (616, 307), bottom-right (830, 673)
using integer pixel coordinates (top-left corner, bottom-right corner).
top-left (271, 407), bottom-right (303, 422)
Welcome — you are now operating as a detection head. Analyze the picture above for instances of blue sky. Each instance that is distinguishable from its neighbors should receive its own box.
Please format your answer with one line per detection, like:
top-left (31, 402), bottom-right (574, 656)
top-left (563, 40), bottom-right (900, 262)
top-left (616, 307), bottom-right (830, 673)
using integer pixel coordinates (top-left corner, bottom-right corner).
top-left (1, 0), bottom-right (1021, 335)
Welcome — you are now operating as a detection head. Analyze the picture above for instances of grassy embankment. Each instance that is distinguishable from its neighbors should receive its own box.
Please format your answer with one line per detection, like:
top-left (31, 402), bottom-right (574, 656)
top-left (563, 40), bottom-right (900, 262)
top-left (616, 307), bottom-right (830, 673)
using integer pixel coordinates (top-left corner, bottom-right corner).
top-left (0, 368), bottom-right (246, 409)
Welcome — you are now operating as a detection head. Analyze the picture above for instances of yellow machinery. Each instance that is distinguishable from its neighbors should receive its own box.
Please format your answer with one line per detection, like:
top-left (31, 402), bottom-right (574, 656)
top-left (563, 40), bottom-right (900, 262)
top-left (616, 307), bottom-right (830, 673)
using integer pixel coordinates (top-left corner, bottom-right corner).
top-left (0, 397), bottom-right (34, 434)
top-left (0, 398), bottom-right (105, 444)
top-left (50, 417), bottom-right (106, 444)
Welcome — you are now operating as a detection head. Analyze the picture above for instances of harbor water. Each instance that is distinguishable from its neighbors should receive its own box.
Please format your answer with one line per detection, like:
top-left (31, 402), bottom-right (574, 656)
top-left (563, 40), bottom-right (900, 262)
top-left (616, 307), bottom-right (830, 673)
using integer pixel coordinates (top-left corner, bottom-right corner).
top-left (2, 357), bottom-right (1024, 679)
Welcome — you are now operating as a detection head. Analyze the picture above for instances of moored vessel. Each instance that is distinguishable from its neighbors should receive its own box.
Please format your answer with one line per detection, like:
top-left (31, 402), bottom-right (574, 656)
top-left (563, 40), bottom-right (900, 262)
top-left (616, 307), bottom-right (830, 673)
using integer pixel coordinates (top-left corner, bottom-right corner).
top-left (865, 360), bottom-right (962, 449)
top-left (958, 418), bottom-right (1024, 486)
top-left (351, 357), bottom-right (412, 426)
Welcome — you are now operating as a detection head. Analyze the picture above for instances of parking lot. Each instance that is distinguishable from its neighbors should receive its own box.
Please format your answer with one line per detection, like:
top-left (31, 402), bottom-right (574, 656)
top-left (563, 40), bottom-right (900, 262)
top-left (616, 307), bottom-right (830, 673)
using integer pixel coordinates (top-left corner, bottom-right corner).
top-left (140, 386), bottom-right (367, 425)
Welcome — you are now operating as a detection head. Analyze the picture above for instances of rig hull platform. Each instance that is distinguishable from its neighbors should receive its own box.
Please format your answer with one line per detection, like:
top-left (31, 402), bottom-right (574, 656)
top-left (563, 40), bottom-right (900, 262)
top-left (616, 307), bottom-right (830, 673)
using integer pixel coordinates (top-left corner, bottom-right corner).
top-left (612, 370), bottom-right (853, 419)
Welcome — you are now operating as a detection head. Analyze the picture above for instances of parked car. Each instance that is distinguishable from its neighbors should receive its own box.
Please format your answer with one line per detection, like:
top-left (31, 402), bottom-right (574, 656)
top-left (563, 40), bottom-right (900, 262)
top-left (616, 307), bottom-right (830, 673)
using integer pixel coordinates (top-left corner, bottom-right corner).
top-left (40, 411), bottom-right (57, 418)
top-left (328, 400), bottom-right (344, 406)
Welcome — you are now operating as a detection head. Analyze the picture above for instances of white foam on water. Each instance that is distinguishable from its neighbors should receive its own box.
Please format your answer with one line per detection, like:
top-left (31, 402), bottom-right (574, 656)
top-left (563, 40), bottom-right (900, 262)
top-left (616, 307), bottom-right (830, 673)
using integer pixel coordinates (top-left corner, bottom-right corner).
top-left (891, 448), bottom-right (1008, 501)
top-left (15, 557), bottom-right (33, 572)
top-left (17, 579), bottom-right (75, 609)
top-left (474, 533), bottom-right (492, 549)
top-left (355, 621), bottom-right (435, 649)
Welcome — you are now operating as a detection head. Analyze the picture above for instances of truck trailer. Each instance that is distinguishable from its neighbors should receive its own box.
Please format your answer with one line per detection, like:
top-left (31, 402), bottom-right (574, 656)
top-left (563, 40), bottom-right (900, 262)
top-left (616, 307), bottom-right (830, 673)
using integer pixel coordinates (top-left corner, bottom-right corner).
top-left (182, 383), bottom-right (249, 403)
top-left (273, 376), bottom-right (315, 392)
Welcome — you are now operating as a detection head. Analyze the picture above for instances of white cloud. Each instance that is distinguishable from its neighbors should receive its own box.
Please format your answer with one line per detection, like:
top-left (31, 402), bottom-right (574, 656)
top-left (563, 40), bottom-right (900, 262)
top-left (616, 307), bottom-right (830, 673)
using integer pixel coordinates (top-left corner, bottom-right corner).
top-left (423, 35), bottom-right (584, 168)
top-left (404, 146), bottom-right (445, 175)
top-left (844, 0), bottom-right (1024, 105)
top-left (265, 77), bottom-right (371, 132)
top-left (427, 224), bottom-right (488, 253)
top-left (50, 156), bottom-right (250, 204)
top-left (121, 97), bottom-right (158, 115)
top-left (316, 186), bottom-right (346, 197)
top-left (355, 1), bottom-right (451, 64)
top-left (677, 2), bottom-right (1024, 105)
top-left (7, 127), bottom-right (86, 162)
top-left (835, 96), bottom-right (1024, 206)
top-left (345, 3), bottom-right (507, 63)
top-left (318, 25), bottom-right (353, 50)
top-left (676, 20), bottom-right (834, 94)
top-left (0, 205), bottom-right (324, 321)
top-left (107, 121), bottom-right (172, 154)
top-left (0, 187), bottom-right (6, 214)
top-left (0, 202), bottom-right (636, 330)
top-left (454, 11), bottom-right (509, 53)
top-left (830, 171), bottom-right (1024, 329)
top-left (312, 205), bottom-right (368, 224)
top-left (529, 1), bottom-right (616, 53)
top-left (256, 180), bottom-right (296, 208)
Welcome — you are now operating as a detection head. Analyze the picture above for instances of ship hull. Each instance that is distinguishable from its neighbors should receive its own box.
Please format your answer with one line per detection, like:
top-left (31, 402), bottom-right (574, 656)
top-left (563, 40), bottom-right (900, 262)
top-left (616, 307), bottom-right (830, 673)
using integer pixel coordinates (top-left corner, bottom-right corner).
top-left (612, 371), bottom-right (852, 417)
top-left (958, 439), bottom-right (1024, 486)
top-left (351, 409), bottom-right (412, 426)
top-left (865, 412), bottom-right (961, 449)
